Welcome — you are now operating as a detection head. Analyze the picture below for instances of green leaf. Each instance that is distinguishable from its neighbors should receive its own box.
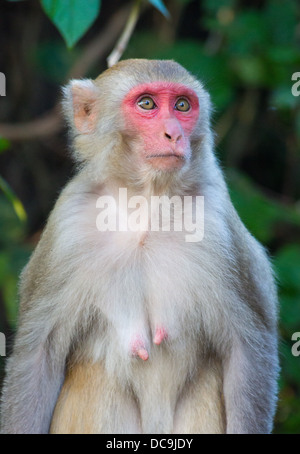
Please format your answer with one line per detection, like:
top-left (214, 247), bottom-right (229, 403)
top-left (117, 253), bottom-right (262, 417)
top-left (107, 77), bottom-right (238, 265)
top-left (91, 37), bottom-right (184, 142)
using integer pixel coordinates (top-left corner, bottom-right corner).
top-left (41, 0), bottom-right (101, 48)
top-left (0, 176), bottom-right (27, 222)
top-left (148, 0), bottom-right (170, 18)
top-left (0, 137), bottom-right (11, 153)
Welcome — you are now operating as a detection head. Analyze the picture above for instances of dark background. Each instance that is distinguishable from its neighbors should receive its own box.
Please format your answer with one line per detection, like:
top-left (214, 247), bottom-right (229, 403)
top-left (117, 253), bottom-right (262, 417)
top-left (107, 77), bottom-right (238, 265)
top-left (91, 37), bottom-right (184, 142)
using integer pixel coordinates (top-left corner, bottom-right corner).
top-left (0, 0), bottom-right (300, 433)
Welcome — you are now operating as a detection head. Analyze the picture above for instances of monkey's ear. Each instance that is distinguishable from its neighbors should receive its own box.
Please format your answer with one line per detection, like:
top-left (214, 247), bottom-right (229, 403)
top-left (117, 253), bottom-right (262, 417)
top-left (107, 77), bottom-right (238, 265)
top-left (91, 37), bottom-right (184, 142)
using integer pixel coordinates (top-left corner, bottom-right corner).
top-left (63, 79), bottom-right (99, 134)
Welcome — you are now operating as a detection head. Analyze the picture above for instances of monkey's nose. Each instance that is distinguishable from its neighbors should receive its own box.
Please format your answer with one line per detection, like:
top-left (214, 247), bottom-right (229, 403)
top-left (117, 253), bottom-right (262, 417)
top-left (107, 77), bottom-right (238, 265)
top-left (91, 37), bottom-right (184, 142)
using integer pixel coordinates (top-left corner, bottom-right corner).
top-left (163, 119), bottom-right (183, 143)
top-left (164, 132), bottom-right (182, 142)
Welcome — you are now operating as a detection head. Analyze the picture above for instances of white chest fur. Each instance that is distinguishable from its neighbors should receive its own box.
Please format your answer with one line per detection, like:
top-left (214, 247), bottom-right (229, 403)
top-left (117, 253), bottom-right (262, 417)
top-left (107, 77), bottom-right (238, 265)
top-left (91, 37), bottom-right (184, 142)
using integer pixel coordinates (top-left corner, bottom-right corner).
top-left (56, 189), bottom-right (235, 370)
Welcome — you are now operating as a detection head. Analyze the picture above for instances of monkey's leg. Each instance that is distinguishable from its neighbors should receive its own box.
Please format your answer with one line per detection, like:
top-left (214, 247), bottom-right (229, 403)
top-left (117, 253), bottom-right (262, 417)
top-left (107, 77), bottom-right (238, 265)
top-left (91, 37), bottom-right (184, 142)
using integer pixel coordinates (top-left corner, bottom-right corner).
top-left (50, 361), bottom-right (141, 434)
top-left (173, 359), bottom-right (226, 434)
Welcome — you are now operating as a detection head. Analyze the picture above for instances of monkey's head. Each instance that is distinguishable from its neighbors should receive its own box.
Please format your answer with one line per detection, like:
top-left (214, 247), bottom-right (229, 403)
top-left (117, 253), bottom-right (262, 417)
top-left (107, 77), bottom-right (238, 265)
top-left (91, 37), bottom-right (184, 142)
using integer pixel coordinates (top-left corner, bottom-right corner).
top-left (63, 59), bottom-right (212, 184)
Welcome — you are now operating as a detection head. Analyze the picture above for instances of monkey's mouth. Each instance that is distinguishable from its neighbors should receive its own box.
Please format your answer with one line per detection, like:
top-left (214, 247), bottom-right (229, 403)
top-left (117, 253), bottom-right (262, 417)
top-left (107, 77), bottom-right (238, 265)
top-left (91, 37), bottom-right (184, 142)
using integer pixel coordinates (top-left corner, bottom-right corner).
top-left (146, 153), bottom-right (186, 171)
top-left (146, 154), bottom-right (185, 160)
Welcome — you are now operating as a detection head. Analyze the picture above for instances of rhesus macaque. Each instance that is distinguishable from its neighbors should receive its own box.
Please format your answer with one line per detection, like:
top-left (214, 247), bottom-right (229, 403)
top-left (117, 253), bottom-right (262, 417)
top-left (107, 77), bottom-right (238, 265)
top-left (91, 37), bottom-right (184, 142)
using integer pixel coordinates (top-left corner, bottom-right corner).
top-left (0, 59), bottom-right (279, 434)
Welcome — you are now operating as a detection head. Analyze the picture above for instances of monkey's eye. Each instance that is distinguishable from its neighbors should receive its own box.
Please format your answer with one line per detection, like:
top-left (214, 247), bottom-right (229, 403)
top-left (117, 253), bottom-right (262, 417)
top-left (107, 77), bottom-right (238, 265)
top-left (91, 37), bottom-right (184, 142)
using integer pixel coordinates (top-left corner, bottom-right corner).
top-left (175, 98), bottom-right (190, 112)
top-left (137, 97), bottom-right (156, 110)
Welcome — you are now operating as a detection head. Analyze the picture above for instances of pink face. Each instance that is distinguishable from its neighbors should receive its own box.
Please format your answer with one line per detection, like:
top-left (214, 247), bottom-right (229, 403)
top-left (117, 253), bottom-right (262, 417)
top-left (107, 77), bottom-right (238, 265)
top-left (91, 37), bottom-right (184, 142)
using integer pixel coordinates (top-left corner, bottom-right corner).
top-left (122, 82), bottom-right (199, 171)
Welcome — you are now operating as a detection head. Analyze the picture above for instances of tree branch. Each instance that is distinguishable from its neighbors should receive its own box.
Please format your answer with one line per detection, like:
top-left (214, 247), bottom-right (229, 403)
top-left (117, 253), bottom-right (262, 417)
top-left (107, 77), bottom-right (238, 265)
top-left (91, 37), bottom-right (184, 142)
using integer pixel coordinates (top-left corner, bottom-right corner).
top-left (107, 0), bottom-right (142, 68)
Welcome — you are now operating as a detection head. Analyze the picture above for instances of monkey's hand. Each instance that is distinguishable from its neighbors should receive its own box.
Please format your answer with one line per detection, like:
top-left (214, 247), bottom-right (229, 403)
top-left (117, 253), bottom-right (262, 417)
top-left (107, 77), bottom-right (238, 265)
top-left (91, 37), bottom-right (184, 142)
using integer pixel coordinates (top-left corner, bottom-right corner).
top-left (131, 335), bottom-right (149, 361)
top-left (153, 327), bottom-right (168, 345)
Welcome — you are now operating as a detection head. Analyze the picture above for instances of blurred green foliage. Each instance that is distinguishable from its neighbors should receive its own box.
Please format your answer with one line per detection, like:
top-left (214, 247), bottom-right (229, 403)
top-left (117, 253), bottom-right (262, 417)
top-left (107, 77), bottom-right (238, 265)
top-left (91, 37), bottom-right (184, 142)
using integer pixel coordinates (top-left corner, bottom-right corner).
top-left (230, 173), bottom-right (300, 433)
top-left (1, 0), bottom-right (300, 433)
top-left (0, 195), bottom-right (31, 327)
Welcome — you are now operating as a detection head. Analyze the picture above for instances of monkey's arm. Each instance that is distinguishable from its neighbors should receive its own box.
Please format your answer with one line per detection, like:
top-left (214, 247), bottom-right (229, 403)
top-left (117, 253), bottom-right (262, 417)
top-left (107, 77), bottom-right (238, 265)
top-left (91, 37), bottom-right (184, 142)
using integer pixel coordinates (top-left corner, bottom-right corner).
top-left (223, 221), bottom-right (279, 434)
top-left (0, 216), bottom-right (79, 434)
top-left (0, 316), bottom-right (69, 434)
top-left (223, 331), bottom-right (278, 434)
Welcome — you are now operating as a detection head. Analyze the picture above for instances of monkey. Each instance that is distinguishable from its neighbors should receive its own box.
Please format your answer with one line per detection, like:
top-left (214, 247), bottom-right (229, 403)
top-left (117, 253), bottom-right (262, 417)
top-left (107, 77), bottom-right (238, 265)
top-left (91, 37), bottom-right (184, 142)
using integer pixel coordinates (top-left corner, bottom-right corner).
top-left (0, 59), bottom-right (279, 434)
